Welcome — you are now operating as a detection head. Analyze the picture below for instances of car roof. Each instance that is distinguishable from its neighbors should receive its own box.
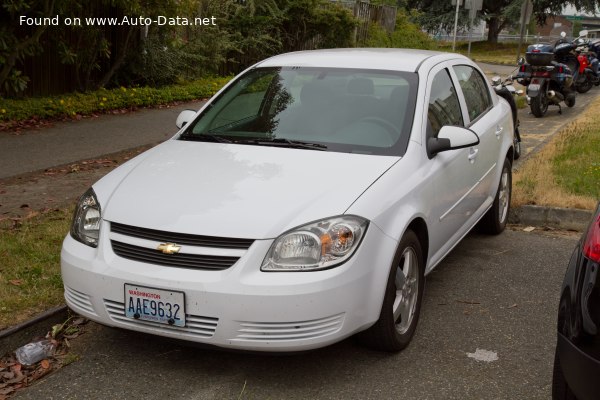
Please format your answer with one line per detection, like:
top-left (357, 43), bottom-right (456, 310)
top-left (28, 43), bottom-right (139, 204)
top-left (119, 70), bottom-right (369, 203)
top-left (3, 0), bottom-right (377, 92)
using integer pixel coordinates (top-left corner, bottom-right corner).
top-left (256, 48), bottom-right (463, 72)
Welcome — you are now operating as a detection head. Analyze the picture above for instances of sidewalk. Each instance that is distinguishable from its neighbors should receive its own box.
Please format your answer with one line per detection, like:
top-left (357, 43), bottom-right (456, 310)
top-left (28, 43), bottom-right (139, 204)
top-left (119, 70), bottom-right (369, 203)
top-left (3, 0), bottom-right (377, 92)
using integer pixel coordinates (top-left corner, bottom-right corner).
top-left (0, 101), bottom-right (204, 219)
top-left (0, 101), bottom-right (205, 179)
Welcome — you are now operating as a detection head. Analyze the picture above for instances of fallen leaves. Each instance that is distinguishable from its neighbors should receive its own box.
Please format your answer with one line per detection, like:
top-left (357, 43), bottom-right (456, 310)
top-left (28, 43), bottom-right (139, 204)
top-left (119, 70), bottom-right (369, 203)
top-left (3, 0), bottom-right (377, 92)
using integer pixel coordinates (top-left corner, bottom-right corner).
top-left (7, 280), bottom-right (22, 287)
top-left (0, 315), bottom-right (88, 399)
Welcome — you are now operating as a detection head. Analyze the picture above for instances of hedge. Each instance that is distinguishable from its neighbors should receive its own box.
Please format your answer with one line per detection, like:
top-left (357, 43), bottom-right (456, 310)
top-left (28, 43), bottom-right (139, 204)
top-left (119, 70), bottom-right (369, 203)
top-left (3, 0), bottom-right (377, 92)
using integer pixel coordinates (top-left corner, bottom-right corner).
top-left (0, 76), bottom-right (232, 123)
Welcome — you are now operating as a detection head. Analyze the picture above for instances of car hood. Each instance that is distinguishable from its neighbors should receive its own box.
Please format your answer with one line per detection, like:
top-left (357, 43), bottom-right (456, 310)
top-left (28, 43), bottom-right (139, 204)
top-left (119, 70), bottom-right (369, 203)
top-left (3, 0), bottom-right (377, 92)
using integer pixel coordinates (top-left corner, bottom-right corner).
top-left (100, 140), bottom-right (398, 239)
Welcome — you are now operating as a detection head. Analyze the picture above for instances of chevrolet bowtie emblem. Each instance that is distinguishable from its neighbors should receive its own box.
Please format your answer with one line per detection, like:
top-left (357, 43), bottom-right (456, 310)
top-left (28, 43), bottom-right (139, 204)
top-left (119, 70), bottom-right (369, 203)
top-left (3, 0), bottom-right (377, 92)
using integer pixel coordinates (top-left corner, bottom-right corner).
top-left (157, 243), bottom-right (181, 255)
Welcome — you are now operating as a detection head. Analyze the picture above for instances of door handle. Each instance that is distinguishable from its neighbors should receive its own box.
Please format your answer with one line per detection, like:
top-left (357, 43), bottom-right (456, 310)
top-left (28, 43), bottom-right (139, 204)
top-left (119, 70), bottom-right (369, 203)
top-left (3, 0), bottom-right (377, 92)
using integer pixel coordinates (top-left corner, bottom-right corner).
top-left (495, 125), bottom-right (503, 137)
top-left (468, 148), bottom-right (479, 161)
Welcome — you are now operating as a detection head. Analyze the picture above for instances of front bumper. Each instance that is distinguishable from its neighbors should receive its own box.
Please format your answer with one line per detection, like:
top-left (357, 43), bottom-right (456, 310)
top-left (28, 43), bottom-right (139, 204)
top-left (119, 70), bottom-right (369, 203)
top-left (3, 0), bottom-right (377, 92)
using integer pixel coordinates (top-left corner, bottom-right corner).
top-left (61, 222), bottom-right (397, 352)
top-left (557, 332), bottom-right (600, 400)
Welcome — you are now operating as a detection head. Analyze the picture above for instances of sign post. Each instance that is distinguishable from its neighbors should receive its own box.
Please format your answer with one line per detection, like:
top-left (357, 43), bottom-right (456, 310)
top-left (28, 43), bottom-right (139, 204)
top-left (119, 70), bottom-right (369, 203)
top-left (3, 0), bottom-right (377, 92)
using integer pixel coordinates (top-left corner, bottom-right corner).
top-left (451, 0), bottom-right (462, 51)
top-left (516, 0), bottom-right (533, 63)
top-left (465, 0), bottom-right (483, 57)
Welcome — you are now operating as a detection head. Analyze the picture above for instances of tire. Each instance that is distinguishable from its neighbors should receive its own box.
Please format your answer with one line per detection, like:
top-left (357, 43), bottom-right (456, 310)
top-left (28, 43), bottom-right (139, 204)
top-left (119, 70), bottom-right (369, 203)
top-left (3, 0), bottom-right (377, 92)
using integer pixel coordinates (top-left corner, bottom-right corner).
top-left (479, 158), bottom-right (511, 234)
top-left (552, 349), bottom-right (577, 399)
top-left (358, 230), bottom-right (425, 352)
top-left (530, 92), bottom-right (548, 117)
top-left (565, 95), bottom-right (576, 108)
top-left (513, 138), bottom-right (521, 160)
top-left (576, 77), bottom-right (593, 93)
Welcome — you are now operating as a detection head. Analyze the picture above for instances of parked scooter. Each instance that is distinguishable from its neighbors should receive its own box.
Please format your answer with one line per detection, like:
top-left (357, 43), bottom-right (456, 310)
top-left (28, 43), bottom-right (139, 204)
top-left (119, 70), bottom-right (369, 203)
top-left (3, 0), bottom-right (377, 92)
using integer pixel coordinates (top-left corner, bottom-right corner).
top-left (554, 30), bottom-right (599, 94)
top-left (492, 74), bottom-right (523, 160)
top-left (588, 38), bottom-right (600, 86)
top-left (516, 42), bottom-right (576, 118)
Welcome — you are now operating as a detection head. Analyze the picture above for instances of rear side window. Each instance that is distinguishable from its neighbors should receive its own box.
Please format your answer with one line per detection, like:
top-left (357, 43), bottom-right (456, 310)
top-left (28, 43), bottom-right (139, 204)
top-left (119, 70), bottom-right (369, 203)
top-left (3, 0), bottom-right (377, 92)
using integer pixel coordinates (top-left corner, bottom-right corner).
top-left (427, 69), bottom-right (463, 137)
top-left (452, 65), bottom-right (492, 122)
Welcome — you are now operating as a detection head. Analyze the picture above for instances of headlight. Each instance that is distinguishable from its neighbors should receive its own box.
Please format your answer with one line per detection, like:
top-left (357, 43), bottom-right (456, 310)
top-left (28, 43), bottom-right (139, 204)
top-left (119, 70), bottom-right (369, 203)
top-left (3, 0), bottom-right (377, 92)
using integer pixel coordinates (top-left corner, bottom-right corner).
top-left (261, 216), bottom-right (368, 272)
top-left (70, 188), bottom-right (102, 248)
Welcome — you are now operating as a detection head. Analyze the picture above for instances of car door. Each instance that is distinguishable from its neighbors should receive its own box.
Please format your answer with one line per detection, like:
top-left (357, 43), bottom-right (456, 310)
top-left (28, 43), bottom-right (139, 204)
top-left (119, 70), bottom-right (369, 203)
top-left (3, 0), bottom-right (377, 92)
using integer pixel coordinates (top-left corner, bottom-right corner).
top-left (450, 64), bottom-right (503, 214)
top-left (424, 63), bottom-right (482, 268)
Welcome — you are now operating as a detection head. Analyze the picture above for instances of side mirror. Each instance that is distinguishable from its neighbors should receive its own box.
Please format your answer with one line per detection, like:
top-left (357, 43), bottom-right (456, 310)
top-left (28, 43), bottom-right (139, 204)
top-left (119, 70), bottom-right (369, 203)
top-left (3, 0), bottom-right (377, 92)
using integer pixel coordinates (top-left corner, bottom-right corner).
top-left (427, 126), bottom-right (480, 157)
top-left (176, 109), bottom-right (197, 129)
top-left (491, 76), bottom-right (502, 86)
top-left (580, 29), bottom-right (589, 37)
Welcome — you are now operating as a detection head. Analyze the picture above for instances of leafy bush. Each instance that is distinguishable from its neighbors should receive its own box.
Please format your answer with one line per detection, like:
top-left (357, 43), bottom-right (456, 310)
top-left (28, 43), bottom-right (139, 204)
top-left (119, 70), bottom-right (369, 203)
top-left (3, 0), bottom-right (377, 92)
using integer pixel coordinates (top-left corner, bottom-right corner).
top-left (362, 10), bottom-right (437, 50)
top-left (0, 76), bottom-right (231, 123)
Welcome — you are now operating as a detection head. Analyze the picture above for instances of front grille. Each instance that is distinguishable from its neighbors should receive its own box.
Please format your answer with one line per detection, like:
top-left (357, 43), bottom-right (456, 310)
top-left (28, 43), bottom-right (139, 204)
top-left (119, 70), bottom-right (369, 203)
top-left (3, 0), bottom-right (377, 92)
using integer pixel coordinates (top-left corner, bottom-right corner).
top-left (111, 222), bottom-right (254, 249)
top-left (111, 241), bottom-right (239, 270)
top-left (104, 299), bottom-right (218, 338)
top-left (235, 313), bottom-right (345, 342)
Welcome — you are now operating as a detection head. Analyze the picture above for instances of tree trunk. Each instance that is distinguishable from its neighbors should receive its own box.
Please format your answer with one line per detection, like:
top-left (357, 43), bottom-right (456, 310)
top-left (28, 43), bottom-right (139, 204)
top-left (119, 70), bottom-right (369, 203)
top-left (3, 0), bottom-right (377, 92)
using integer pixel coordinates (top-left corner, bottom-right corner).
top-left (96, 27), bottom-right (136, 89)
top-left (487, 16), bottom-right (508, 43)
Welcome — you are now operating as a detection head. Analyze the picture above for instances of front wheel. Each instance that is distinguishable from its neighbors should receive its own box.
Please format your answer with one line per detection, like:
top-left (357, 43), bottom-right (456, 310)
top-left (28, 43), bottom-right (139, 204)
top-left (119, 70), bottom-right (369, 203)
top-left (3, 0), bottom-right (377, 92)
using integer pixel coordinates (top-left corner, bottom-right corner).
top-left (358, 230), bottom-right (424, 352)
top-left (530, 92), bottom-right (548, 117)
top-left (576, 77), bottom-right (593, 93)
top-left (479, 158), bottom-right (512, 234)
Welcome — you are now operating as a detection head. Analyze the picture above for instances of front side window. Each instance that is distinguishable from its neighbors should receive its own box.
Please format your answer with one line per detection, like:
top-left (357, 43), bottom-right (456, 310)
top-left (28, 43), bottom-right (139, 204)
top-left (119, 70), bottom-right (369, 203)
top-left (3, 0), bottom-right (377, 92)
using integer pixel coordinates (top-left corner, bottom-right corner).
top-left (183, 67), bottom-right (419, 156)
top-left (452, 65), bottom-right (492, 122)
top-left (427, 69), bottom-right (463, 138)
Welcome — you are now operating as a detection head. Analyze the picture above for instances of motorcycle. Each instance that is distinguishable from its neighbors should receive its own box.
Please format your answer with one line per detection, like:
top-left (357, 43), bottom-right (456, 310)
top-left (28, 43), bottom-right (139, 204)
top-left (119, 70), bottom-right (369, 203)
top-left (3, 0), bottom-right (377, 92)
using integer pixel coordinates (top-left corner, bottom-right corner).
top-left (492, 74), bottom-right (523, 160)
top-left (554, 30), bottom-right (599, 94)
top-left (516, 42), bottom-right (576, 118)
top-left (589, 38), bottom-right (600, 86)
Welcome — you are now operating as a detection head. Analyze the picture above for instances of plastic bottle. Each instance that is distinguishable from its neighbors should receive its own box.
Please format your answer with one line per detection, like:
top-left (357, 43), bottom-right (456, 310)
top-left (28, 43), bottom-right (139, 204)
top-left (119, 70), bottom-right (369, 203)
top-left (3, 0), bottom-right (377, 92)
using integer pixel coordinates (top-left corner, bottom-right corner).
top-left (15, 339), bottom-right (55, 365)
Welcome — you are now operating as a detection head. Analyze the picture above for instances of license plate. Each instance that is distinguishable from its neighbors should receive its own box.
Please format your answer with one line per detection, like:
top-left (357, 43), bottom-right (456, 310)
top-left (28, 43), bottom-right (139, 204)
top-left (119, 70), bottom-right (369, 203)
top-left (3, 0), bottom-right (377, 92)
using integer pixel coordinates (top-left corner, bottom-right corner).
top-left (527, 83), bottom-right (540, 94)
top-left (124, 284), bottom-right (185, 327)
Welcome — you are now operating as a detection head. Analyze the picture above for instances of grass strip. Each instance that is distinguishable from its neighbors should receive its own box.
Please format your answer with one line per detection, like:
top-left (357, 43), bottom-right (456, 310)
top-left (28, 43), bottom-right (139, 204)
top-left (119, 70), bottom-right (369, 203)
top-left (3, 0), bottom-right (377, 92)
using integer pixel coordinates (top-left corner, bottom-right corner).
top-left (0, 76), bottom-right (231, 124)
top-left (0, 209), bottom-right (71, 330)
top-left (513, 96), bottom-right (600, 209)
top-left (437, 41), bottom-right (523, 66)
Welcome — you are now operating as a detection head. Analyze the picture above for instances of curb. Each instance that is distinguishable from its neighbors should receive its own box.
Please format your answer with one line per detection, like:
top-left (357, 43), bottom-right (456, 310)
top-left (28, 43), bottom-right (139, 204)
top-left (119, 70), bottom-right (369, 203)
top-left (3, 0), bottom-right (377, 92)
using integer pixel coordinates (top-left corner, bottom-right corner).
top-left (0, 305), bottom-right (68, 356)
top-left (509, 205), bottom-right (593, 231)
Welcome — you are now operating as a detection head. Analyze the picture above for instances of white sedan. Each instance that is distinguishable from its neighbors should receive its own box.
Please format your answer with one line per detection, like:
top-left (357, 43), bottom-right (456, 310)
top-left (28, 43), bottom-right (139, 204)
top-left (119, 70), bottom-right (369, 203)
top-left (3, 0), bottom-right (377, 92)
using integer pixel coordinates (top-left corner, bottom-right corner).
top-left (62, 49), bottom-right (514, 352)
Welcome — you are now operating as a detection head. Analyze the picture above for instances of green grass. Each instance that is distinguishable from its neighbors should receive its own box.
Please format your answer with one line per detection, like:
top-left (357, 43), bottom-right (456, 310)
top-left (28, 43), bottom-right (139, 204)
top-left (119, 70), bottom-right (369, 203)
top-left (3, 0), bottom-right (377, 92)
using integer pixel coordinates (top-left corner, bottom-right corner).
top-left (438, 41), bottom-right (525, 65)
top-left (0, 209), bottom-right (71, 329)
top-left (0, 76), bottom-right (231, 125)
top-left (552, 125), bottom-right (600, 199)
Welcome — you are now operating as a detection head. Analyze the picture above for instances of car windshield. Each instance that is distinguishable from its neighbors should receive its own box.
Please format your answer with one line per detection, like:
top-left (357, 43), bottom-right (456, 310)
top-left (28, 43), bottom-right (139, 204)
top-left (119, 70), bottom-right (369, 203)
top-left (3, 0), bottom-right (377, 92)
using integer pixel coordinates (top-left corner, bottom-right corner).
top-left (182, 67), bottom-right (418, 156)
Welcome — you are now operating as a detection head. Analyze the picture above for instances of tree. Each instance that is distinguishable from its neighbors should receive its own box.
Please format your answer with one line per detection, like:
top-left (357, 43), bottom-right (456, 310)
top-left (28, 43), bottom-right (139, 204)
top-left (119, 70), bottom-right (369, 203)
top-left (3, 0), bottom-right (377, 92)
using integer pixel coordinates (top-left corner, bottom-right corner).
top-left (0, 0), bottom-right (58, 95)
top-left (408, 0), bottom-right (597, 43)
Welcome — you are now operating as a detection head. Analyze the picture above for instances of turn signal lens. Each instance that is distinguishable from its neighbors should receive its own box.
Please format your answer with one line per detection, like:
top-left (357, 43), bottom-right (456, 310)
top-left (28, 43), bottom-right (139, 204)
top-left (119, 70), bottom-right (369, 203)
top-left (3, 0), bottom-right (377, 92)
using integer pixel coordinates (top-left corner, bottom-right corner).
top-left (583, 214), bottom-right (600, 263)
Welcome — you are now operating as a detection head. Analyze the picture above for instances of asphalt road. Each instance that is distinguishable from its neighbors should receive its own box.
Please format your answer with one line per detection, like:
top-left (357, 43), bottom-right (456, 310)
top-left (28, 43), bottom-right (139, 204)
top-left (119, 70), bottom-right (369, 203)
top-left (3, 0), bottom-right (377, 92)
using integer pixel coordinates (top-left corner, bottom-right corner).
top-left (15, 228), bottom-right (578, 400)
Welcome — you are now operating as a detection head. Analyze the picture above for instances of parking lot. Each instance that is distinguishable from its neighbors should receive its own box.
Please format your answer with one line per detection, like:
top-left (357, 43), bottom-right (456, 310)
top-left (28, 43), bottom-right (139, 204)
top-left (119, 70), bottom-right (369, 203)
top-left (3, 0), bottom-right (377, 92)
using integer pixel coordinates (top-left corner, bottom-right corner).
top-left (14, 228), bottom-right (578, 400)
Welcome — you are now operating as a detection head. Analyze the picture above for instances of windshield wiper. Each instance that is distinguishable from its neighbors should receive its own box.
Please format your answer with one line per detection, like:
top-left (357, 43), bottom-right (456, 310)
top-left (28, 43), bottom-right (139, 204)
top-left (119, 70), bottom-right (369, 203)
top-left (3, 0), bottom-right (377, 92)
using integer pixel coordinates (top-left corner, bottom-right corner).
top-left (236, 138), bottom-right (327, 151)
top-left (179, 133), bottom-right (232, 143)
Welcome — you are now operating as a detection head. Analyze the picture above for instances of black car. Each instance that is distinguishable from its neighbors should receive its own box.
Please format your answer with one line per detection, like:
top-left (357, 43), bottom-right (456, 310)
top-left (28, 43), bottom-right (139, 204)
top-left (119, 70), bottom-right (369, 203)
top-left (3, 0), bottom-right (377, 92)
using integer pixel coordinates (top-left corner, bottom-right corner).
top-left (553, 202), bottom-right (600, 400)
